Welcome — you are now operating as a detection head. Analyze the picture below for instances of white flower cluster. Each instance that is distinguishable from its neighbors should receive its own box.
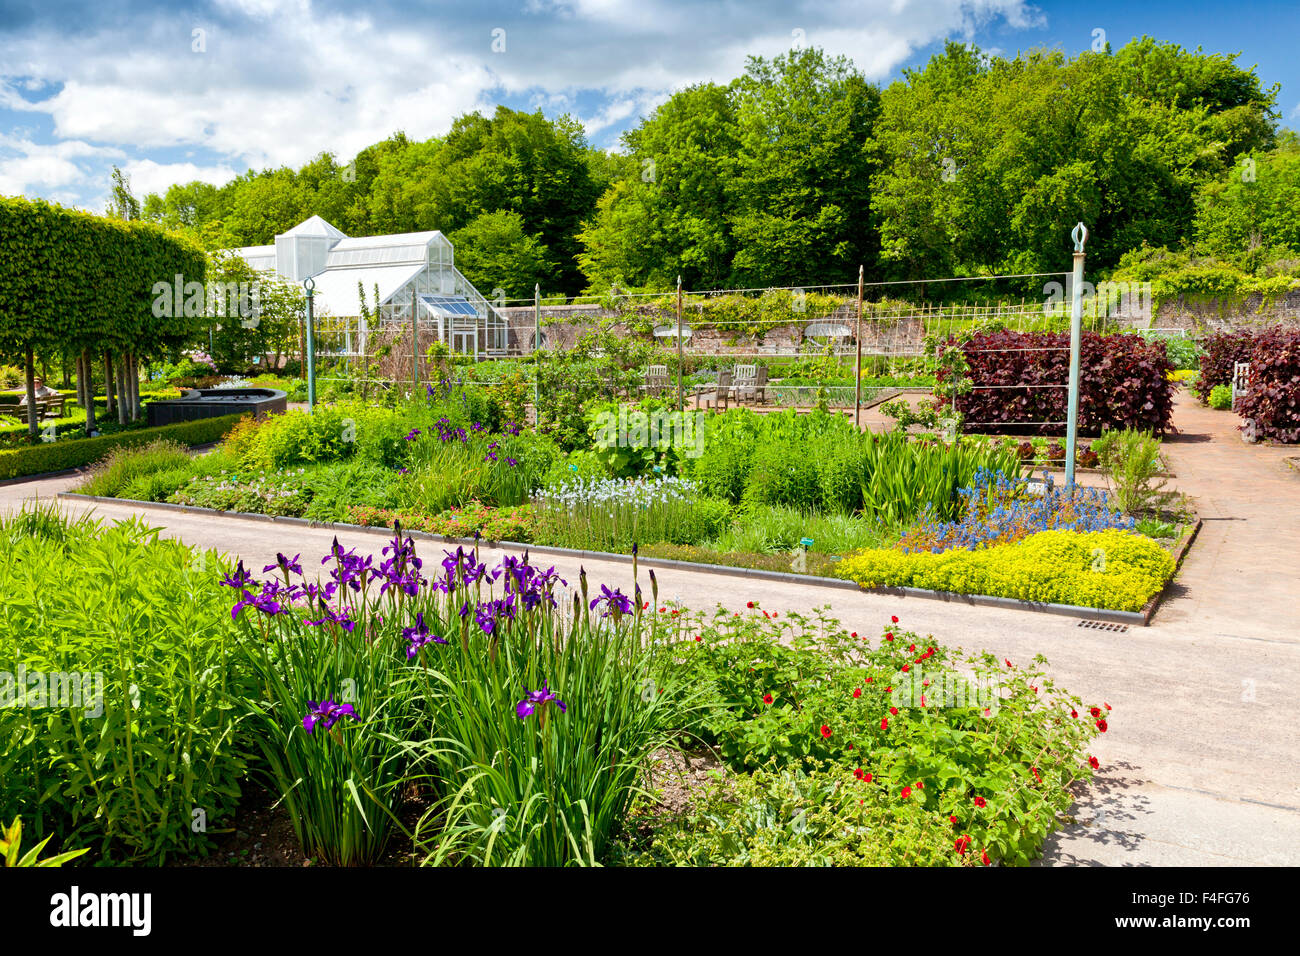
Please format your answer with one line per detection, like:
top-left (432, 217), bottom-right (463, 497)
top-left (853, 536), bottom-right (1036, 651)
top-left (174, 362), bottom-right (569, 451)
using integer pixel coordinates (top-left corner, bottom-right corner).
top-left (539, 474), bottom-right (696, 510)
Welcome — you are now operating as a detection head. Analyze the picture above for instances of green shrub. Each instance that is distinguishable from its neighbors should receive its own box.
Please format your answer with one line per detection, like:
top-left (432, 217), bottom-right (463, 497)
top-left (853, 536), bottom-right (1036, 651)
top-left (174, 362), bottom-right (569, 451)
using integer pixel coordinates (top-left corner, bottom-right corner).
top-left (645, 608), bottom-right (1103, 865)
top-left (0, 414), bottom-right (242, 480)
top-left (623, 761), bottom-right (959, 866)
top-left (1092, 428), bottom-right (1176, 515)
top-left (1208, 384), bottom-right (1234, 409)
top-left (0, 506), bottom-right (249, 863)
top-left (75, 439), bottom-right (192, 498)
top-left (835, 529), bottom-right (1174, 611)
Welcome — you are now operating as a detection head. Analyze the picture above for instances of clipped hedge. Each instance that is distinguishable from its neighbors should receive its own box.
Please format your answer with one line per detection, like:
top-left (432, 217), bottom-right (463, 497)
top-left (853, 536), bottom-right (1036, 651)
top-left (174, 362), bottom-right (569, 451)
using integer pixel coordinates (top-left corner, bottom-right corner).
top-left (940, 330), bottom-right (1175, 436)
top-left (1239, 327), bottom-right (1300, 442)
top-left (0, 414), bottom-right (244, 480)
top-left (1195, 330), bottom-right (1254, 403)
top-left (834, 529), bottom-right (1175, 612)
top-left (0, 196), bottom-right (207, 361)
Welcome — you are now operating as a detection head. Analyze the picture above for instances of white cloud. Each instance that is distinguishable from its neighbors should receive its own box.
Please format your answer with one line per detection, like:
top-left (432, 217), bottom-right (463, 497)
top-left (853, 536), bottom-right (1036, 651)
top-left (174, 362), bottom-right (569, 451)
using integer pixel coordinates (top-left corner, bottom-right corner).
top-left (120, 158), bottom-right (240, 197)
top-left (0, 133), bottom-right (122, 199)
top-left (0, 0), bottom-right (1041, 205)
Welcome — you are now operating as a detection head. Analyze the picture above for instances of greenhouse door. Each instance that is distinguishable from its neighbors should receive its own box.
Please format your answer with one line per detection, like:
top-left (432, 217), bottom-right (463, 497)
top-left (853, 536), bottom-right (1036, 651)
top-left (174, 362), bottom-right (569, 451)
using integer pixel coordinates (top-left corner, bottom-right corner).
top-left (453, 330), bottom-right (476, 358)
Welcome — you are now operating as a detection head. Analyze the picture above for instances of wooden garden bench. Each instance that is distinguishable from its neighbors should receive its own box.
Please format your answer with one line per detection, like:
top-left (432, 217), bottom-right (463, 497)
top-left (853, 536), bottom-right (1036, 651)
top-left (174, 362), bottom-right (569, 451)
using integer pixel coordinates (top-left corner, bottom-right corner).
top-left (642, 364), bottom-right (669, 396)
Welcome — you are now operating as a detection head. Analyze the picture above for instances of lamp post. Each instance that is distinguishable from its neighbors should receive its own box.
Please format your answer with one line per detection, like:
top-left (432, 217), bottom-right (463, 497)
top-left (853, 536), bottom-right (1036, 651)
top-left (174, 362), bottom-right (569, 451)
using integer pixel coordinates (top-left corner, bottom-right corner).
top-left (1065, 223), bottom-right (1088, 488)
top-left (304, 276), bottom-right (317, 410)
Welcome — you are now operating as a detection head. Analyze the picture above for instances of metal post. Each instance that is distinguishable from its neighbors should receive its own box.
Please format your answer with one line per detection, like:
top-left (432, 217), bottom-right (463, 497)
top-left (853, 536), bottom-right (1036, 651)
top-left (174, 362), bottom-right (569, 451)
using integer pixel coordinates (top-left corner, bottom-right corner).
top-left (1065, 222), bottom-right (1088, 488)
top-left (854, 264), bottom-right (864, 429)
top-left (304, 278), bottom-right (317, 410)
top-left (676, 275), bottom-right (684, 413)
top-left (533, 283), bottom-right (541, 415)
top-left (411, 287), bottom-right (419, 390)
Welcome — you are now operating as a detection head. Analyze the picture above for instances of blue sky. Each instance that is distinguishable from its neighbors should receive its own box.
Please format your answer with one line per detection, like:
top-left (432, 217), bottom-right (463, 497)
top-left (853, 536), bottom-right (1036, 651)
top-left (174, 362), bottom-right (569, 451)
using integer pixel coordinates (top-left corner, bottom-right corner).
top-left (1, 0), bottom-right (1295, 212)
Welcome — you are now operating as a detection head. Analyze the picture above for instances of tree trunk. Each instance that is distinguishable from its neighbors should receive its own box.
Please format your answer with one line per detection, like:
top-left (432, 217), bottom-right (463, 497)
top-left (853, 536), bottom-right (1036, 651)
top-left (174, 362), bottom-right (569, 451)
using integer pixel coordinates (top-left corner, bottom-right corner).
top-left (116, 355), bottom-right (128, 426)
top-left (104, 350), bottom-right (115, 417)
top-left (82, 349), bottom-right (96, 437)
top-left (129, 353), bottom-right (140, 421)
top-left (24, 345), bottom-right (38, 440)
top-left (61, 352), bottom-right (71, 389)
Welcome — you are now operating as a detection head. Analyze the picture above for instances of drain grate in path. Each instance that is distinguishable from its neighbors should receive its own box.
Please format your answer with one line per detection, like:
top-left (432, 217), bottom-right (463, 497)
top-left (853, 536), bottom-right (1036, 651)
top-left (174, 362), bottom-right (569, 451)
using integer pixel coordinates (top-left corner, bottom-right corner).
top-left (1076, 619), bottom-right (1130, 633)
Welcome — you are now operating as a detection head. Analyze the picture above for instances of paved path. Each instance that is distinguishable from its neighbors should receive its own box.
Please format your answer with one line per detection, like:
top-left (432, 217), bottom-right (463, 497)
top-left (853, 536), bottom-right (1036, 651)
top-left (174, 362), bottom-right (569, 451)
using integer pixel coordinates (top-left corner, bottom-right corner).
top-left (3, 388), bottom-right (1297, 866)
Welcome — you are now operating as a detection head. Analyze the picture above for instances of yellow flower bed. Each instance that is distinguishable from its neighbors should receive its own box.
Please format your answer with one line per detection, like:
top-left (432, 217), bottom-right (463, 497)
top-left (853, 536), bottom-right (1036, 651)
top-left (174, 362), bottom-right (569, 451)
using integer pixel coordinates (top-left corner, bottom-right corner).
top-left (834, 529), bottom-right (1174, 612)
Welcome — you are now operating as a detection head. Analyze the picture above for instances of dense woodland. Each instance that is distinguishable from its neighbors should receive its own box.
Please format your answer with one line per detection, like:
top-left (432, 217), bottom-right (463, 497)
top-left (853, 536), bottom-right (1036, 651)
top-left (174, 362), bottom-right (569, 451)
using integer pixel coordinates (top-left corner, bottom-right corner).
top-left (136, 38), bottom-right (1295, 300)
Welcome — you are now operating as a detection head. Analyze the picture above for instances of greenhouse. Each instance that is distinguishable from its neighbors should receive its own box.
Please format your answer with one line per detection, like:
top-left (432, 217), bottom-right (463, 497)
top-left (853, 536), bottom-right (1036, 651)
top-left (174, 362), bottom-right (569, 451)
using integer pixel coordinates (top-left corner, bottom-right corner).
top-left (232, 215), bottom-right (507, 359)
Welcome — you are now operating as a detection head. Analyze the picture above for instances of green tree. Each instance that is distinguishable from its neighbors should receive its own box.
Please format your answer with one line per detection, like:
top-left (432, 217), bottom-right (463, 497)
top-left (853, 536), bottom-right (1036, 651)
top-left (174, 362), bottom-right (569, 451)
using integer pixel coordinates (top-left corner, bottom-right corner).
top-left (449, 210), bottom-right (556, 301)
top-left (870, 38), bottom-right (1278, 282)
top-left (727, 48), bottom-right (880, 287)
top-left (1194, 131), bottom-right (1300, 269)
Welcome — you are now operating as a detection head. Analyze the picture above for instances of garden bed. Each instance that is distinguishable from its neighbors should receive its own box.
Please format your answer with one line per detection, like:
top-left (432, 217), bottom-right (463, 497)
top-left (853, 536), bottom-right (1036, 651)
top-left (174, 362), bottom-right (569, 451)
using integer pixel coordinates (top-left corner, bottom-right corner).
top-left (2, 503), bottom-right (1111, 868)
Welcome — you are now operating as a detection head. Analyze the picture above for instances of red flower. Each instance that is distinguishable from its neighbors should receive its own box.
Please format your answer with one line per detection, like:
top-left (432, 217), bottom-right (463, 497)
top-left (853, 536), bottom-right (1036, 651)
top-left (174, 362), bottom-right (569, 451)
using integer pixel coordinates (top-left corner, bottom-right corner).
top-left (1088, 756), bottom-right (1100, 770)
top-left (884, 686), bottom-right (892, 693)
top-left (900, 786), bottom-right (912, 799)
top-left (1004, 659), bottom-right (1013, 668)
top-left (1070, 708), bottom-right (1078, 718)
top-left (908, 643), bottom-right (916, 652)
top-left (890, 615), bottom-right (899, 624)
top-left (880, 717), bottom-right (888, 731)
top-left (851, 631), bottom-right (858, 638)
top-left (915, 781), bottom-right (923, 790)
top-left (658, 607), bottom-right (666, 613)
top-left (820, 724), bottom-right (832, 738)
top-left (762, 693), bottom-right (773, 705)
top-left (1031, 686), bottom-right (1038, 694)
top-left (1104, 702), bottom-right (1112, 711)
top-left (847, 743), bottom-right (854, 750)
top-left (852, 688), bottom-right (862, 698)
top-left (949, 815), bottom-right (958, 825)
top-left (889, 706), bottom-right (898, 716)
top-left (955, 835), bottom-right (971, 855)
top-left (901, 664), bottom-right (910, 673)
top-left (854, 767), bottom-right (864, 780)
top-left (864, 676), bottom-right (873, 683)
top-left (746, 601), bottom-right (755, 609)
top-left (981, 848), bottom-right (991, 866)
top-left (1096, 718), bottom-right (1108, 732)
top-left (863, 772), bottom-right (873, 783)
top-left (973, 796), bottom-right (986, 808)
top-left (694, 635), bottom-right (702, 642)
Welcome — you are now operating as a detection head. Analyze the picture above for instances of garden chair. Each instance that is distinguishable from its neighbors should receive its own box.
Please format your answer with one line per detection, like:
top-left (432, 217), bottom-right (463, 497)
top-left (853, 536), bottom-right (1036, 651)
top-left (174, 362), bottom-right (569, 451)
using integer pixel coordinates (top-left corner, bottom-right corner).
top-left (643, 364), bottom-right (669, 396)
top-left (732, 364), bottom-right (757, 404)
top-left (715, 368), bottom-right (733, 409)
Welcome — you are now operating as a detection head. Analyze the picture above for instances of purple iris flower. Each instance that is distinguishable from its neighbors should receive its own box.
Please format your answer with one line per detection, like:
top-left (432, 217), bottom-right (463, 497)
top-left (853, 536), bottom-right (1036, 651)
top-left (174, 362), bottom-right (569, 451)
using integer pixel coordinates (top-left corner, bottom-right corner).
top-left (231, 584), bottom-right (289, 620)
top-left (402, 612), bottom-right (447, 658)
top-left (515, 681), bottom-right (566, 720)
top-left (303, 699), bottom-right (359, 733)
top-left (305, 606), bottom-right (357, 632)
top-left (590, 584), bottom-right (634, 620)
top-left (404, 428), bottom-right (421, 441)
top-left (264, 552), bottom-right (303, 576)
top-left (220, 560), bottom-right (255, 590)
top-left (505, 457), bottom-right (517, 467)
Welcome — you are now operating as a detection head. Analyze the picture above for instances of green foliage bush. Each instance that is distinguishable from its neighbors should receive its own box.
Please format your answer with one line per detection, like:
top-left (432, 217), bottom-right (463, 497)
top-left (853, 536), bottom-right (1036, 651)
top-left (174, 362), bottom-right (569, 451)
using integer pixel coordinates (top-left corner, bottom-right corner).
top-left (835, 529), bottom-right (1174, 611)
top-left (0, 414), bottom-right (242, 480)
top-left (637, 608), bottom-right (1103, 866)
top-left (1208, 383), bottom-right (1234, 409)
top-left (1092, 428), bottom-right (1176, 515)
top-left (75, 439), bottom-right (193, 498)
top-left (0, 506), bottom-right (249, 863)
